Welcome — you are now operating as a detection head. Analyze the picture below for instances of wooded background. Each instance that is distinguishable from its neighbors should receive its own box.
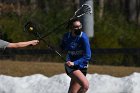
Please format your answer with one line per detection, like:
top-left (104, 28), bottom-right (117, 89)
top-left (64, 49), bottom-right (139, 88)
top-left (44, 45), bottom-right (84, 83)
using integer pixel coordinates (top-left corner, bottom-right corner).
top-left (0, 0), bottom-right (140, 66)
top-left (0, 0), bottom-right (140, 48)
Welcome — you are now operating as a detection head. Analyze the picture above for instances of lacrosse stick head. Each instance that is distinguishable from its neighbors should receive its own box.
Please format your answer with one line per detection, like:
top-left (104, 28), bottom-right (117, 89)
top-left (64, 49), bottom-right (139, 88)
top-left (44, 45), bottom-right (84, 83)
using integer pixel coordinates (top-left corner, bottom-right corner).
top-left (72, 4), bottom-right (92, 19)
top-left (24, 21), bottom-right (41, 37)
top-left (24, 20), bottom-right (42, 39)
top-left (24, 21), bottom-right (36, 33)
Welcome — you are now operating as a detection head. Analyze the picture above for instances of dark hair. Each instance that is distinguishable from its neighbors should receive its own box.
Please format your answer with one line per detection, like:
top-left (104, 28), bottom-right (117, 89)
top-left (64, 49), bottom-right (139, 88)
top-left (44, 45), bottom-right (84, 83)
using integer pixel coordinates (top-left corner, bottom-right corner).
top-left (66, 18), bottom-right (81, 29)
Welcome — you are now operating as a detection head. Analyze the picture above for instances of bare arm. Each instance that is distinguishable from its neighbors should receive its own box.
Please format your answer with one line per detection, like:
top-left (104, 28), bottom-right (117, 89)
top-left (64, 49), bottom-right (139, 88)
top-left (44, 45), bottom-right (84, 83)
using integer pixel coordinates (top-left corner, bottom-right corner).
top-left (7, 40), bottom-right (39, 48)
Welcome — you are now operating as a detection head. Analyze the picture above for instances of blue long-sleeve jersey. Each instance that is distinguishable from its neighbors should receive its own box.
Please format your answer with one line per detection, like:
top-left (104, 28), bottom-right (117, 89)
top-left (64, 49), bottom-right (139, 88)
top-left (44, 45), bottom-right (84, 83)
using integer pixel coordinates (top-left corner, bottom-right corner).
top-left (61, 31), bottom-right (91, 69)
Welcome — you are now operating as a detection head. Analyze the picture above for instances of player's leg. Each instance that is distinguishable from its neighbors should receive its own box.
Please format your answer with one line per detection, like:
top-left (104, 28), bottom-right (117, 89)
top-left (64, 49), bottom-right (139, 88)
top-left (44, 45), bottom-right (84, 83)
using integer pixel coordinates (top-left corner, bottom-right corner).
top-left (68, 70), bottom-right (89, 93)
top-left (68, 79), bottom-right (81, 93)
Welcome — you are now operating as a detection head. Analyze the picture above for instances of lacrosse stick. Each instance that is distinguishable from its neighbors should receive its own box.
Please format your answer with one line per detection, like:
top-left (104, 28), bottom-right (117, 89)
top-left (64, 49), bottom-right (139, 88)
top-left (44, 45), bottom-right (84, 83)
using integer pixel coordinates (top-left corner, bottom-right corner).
top-left (24, 4), bottom-right (92, 40)
top-left (24, 21), bottom-right (66, 61)
top-left (40, 4), bottom-right (92, 39)
top-left (71, 4), bottom-right (92, 19)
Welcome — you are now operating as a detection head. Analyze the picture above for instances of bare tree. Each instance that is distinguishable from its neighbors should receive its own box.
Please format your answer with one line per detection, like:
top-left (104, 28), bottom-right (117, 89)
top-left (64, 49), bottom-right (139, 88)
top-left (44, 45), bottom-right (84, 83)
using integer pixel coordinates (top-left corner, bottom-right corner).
top-left (129, 0), bottom-right (137, 23)
top-left (136, 0), bottom-right (140, 25)
top-left (17, 0), bottom-right (21, 16)
top-left (99, 0), bottom-right (104, 19)
top-left (127, 0), bottom-right (140, 25)
top-left (73, 0), bottom-right (79, 10)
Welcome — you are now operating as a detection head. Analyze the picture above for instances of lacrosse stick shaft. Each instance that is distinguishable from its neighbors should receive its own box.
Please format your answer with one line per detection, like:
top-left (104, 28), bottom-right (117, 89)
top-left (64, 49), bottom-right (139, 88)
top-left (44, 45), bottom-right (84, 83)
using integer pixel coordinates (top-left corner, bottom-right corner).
top-left (24, 21), bottom-right (66, 62)
top-left (40, 16), bottom-right (78, 40)
top-left (40, 20), bottom-right (69, 39)
top-left (36, 33), bottom-right (66, 62)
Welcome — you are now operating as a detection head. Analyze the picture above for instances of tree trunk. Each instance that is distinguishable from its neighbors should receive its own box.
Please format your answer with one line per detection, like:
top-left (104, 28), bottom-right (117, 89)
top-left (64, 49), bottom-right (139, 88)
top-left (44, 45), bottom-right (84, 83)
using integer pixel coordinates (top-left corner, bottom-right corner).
top-left (99, 0), bottom-right (104, 19)
top-left (136, 0), bottom-right (140, 25)
top-left (73, 0), bottom-right (79, 10)
top-left (30, 0), bottom-right (37, 10)
top-left (17, 1), bottom-right (21, 16)
top-left (128, 0), bottom-right (137, 22)
top-left (119, 0), bottom-right (125, 12)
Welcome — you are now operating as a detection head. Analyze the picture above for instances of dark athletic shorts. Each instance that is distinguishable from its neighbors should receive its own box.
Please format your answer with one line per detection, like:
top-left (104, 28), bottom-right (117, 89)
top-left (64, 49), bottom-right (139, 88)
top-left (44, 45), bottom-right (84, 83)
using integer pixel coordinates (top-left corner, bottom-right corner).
top-left (65, 64), bottom-right (87, 76)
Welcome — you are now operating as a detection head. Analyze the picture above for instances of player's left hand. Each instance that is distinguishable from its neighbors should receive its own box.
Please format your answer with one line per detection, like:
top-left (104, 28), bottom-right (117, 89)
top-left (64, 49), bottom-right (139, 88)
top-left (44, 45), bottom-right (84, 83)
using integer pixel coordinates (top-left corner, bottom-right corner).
top-left (66, 61), bottom-right (74, 67)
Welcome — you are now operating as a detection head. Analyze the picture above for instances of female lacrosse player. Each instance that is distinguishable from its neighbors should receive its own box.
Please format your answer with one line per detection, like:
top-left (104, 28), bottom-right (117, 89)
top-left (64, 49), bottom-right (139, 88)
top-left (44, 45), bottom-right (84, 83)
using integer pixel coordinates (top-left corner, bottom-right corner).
top-left (61, 18), bottom-right (91, 93)
top-left (0, 39), bottom-right (39, 49)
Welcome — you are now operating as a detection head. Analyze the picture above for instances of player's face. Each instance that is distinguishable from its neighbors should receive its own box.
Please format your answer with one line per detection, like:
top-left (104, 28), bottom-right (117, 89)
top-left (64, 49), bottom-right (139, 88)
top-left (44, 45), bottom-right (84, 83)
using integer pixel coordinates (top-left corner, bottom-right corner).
top-left (72, 21), bottom-right (82, 30)
top-left (71, 21), bottom-right (82, 36)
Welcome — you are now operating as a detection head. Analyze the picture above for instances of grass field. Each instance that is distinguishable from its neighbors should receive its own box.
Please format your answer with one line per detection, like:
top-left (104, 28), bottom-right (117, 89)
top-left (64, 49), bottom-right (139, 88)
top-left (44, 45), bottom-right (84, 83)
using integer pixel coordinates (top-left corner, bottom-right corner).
top-left (0, 60), bottom-right (140, 77)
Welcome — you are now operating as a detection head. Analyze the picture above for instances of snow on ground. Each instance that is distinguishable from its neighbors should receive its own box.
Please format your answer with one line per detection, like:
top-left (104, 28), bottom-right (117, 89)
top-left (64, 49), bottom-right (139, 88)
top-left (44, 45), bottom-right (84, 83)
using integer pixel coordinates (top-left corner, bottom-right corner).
top-left (1, 72), bottom-right (140, 93)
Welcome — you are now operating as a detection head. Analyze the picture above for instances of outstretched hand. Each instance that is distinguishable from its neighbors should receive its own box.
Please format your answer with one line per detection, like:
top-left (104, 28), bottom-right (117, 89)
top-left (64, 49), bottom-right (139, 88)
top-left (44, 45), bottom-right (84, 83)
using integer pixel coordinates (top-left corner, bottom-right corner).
top-left (29, 40), bottom-right (39, 46)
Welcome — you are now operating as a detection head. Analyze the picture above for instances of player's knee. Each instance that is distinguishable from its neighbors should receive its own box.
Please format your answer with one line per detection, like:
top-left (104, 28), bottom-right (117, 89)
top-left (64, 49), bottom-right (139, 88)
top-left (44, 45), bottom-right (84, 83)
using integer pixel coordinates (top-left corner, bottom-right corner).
top-left (82, 82), bottom-right (89, 91)
top-left (78, 84), bottom-right (89, 93)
